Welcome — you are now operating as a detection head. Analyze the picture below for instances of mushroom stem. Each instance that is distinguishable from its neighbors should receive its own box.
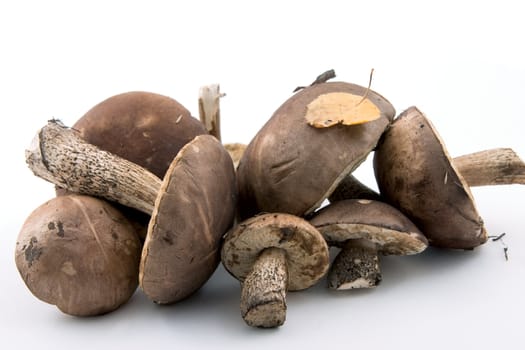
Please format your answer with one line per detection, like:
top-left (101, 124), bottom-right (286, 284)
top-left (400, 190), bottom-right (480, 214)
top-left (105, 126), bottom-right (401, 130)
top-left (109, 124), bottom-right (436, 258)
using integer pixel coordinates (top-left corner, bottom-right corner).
top-left (25, 120), bottom-right (161, 214)
top-left (198, 84), bottom-right (223, 141)
top-left (328, 239), bottom-right (381, 290)
top-left (330, 148), bottom-right (524, 202)
top-left (240, 247), bottom-right (288, 328)
top-left (453, 148), bottom-right (525, 186)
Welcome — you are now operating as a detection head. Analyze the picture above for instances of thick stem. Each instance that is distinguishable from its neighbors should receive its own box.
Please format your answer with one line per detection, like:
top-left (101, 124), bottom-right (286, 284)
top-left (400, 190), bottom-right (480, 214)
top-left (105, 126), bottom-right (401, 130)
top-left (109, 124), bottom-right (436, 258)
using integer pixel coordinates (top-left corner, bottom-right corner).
top-left (453, 148), bottom-right (525, 186)
top-left (25, 120), bottom-right (161, 214)
top-left (198, 84), bottom-right (223, 141)
top-left (240, 247), bottom-right (288, 328)
top-left (328, 239), bottom-right (381, 290)
top-left (331, 148), bottom-right (524, 202)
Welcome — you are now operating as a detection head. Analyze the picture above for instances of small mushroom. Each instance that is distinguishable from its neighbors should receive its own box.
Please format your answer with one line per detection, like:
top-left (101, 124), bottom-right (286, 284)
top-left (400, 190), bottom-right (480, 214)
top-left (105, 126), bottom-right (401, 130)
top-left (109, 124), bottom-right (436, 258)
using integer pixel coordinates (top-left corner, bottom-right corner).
top-left (26, 120), bottom-right (237, 304)
top-left (237, 81), bottom-right (395, 219)
top-left (310, 199), bottom-right (427, 290)
top-left (221, 213), bottom-right (329, 328)
top-left (330, 148), bottom-right (525, 202)
top-left (15, 195), bottom-right (141, 316)
top-left (373, 106), bottom-right (487, 249)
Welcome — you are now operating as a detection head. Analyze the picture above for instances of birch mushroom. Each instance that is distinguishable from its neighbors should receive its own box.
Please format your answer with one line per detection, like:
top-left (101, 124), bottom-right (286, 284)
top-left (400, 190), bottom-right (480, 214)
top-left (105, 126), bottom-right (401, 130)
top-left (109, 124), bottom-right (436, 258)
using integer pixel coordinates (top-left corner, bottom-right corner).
top-left (56, 91), bottom-right (208, 239)
top-left (15, 195), bottom-right (141, 316)
top-left (236, 80), bottom-right (395, 219)
top-left (221, 213), bottom-right (329, 328)
top-left (330, 148), bottom-right (525, 202)
top-left (374, 106), bottom-right (490, 249)
top-left (310, 199), bottom-right (427, 290)
top-left (25, 120), bottom-right (237, 304)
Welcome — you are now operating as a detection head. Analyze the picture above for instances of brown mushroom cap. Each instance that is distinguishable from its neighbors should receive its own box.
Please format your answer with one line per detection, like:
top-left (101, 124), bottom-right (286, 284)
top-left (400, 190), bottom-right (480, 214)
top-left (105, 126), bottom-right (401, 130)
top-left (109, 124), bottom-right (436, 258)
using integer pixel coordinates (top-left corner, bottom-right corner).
top-left (221, 213), bottom-right (329, 291)
top-left (310, 199), bottom-right (428, 255)
top-left (139, 134), bottom-right (237, 304)
top-left (15, 195), bottom-right (141, 316)
top-left (57, 91), bottom-right (208, 239)
top-left (237, 81), bottom-right (395, 219)
top-left (74, 91), bottom-right (208, 179)
top-left (373, 106), bottom-right (487, 249)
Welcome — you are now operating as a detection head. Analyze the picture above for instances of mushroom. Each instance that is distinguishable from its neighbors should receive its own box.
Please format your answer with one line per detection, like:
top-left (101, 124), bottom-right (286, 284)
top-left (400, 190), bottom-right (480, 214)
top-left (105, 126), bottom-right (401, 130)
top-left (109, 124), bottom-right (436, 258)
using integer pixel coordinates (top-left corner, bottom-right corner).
top-left (373, 106), bottom-right (489, 249)
top-left (25, 120), bottom-right (237, 304)
top-left (15, 195), bottom-right (141, 316)
top-left (236, 80), bottom-right (395, 219)
top-left (221, 213), bottom-right (330, 328)
top-left (310, 199), bottom-right (427, 290)
top-left (330, 148), bottom-right (525, 202)
top-left (74, 91), bottom-right (208, 179)
top-left (56, 91), bottom-right (209, 239)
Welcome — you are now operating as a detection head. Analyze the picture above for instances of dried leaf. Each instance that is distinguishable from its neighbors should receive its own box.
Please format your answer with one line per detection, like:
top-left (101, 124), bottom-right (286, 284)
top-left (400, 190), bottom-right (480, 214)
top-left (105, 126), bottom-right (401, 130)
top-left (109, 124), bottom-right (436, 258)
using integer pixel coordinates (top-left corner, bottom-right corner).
top-left (305, 92), bottom-right (381, 128)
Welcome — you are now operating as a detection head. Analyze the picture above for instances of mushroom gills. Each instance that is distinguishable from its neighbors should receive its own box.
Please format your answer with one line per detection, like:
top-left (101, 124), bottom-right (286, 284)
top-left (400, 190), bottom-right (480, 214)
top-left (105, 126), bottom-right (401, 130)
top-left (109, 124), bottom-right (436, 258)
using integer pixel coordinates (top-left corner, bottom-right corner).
top-left (329, 239), bottom-right (381, 290)
top-left (240, 247), bottom-right (288, 328)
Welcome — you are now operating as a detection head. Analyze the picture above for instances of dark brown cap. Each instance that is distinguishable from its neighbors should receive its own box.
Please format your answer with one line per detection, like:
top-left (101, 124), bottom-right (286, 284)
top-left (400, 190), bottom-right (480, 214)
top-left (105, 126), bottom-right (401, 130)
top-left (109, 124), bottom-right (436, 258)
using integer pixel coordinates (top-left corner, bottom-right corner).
top-left (237, 81), bottom-right (395, 219)
top-left (139, 135), bottom-right (237, 304)
top-left (373, 106), bottom-right (487, 249)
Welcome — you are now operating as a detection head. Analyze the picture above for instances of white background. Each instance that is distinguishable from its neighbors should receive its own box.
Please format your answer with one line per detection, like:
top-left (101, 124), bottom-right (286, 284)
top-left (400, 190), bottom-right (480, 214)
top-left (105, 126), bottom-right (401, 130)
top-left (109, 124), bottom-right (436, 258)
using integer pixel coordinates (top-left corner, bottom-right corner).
top-left (1, 1), bottom-right (524, 349)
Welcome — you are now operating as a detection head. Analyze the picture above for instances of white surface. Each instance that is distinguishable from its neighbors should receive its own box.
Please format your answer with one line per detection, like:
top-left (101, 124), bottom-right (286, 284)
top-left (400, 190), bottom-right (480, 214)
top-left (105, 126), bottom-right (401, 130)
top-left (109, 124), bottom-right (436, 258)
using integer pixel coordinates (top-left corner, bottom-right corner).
top-left (1, 1), bottom-right (524, 349)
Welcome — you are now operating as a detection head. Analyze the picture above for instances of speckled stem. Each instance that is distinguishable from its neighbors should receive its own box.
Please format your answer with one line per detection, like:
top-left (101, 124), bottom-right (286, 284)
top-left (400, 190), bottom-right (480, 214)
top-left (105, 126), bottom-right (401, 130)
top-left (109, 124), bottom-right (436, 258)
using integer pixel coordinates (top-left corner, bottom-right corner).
top-left (25, 120), bottom-right (161, 214)
top-left (328, 239), bottom-right (381, 290)
top-left (240, 247), bottom-right (288, 328)
top-left (454, 148), bottom-right (525, 186)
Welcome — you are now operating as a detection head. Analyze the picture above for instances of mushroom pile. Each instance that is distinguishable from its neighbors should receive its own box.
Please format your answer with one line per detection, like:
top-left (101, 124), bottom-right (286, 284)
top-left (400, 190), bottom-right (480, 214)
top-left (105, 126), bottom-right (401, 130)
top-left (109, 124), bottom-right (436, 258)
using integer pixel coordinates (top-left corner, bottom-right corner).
top-left (15, 72), bottom-right (524, 327)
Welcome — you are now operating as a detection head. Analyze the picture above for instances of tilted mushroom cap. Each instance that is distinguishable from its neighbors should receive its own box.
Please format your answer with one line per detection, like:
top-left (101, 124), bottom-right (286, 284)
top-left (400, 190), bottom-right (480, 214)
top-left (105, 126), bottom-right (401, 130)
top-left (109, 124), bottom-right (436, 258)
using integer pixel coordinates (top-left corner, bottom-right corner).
top-left (310, 199), bottom-right (428, 255)
top-left (221, 213), bottom-right (329, 291)
top-left (237, 81), bottom-right (395, 218)
top-left (373, 106), bottom-right (487, 249)
top-left (74, 91), bottom-right (208, 179)
top-left (139, 134), bottom-right (237, 304)
top-left (15, 195), bottom-right (141, 316)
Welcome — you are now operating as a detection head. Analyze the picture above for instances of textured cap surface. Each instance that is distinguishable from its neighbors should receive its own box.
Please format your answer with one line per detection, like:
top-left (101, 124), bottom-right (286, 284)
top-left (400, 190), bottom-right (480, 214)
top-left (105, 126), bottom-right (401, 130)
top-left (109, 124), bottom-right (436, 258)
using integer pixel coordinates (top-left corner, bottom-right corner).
top-left (221, 213), bottom-right (329, 291)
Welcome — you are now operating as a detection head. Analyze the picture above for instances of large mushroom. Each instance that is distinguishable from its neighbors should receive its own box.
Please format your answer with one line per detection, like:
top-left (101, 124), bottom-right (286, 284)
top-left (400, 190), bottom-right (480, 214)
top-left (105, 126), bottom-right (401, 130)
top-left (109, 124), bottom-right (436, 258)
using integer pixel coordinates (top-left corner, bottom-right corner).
top-left (310, 199), bottom-right (427, 290)
top-left (330, 148), bottom-right (525, 202)
top-left (57, 91), bottom-right (209, 239)
top-left (236, 80), bottom-right (395, 219)
top-left (374, 106), bottom-right (490, 249)
top-left (25, 120), bottom-right (237, 304)
top-left (221, 213), bottom-right (329, 328)
top-left (73, 91), bottom-right (208, 179)
top-left (15, 195), bottom-right (141, 316)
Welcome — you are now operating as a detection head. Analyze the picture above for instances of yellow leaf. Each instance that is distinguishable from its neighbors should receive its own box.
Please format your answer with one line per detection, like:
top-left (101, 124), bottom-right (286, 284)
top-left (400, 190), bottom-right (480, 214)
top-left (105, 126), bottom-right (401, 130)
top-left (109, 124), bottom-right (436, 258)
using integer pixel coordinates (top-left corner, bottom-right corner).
top-left (305, 92), bottom-right (381, 128)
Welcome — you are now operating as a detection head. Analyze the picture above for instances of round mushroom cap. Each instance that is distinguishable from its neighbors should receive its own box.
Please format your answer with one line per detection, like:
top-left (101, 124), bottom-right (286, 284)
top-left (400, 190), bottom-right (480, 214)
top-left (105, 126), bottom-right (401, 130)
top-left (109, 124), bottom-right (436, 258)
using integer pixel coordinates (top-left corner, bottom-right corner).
top-left (65, 91), bottom-right (208, 239)
top-left (310, 199), bottom-right (428, 255)
top-left (373, 106), bottom-right (487, 249)
top-left (237, 81), bottom-right (395, 219)
top-left (221, 213), bottom-right (330, 291)
top-left (74, 91), bottom-right (208, 179)
top-left (139, 135), bottom-right (237, 304)
top-left (15, 195), bottom-right (141, 316)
